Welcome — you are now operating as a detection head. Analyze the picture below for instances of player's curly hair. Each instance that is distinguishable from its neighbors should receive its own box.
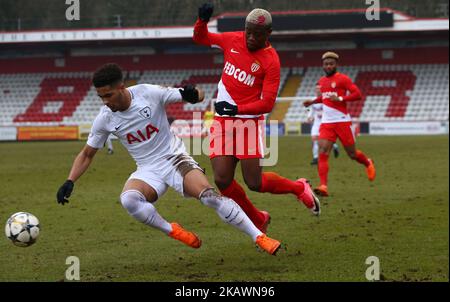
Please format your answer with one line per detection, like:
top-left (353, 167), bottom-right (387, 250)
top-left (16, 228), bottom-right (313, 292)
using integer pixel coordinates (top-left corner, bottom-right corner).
top-left (92, 63), bottom-right (123, 88)
top-left (322, 51), bottom-right (339, 61)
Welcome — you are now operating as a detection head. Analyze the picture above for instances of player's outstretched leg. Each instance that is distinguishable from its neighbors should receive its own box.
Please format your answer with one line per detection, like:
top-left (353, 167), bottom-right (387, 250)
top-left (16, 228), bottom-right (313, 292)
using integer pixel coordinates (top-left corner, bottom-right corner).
top-left (315, 153), bottom-right (329, 197)
top-left (120, 190), bottom-right (201, 248)
top-left (311, 140), bottom-right (319, 165)
top-left (220, 180), bottom-right (270, 233)
top-left (345, 145), bottom-right (376, 182)
top-left (314, 139), bottom-right (334, 197)
top-left (354, 150), bottom-right (376, 181)
top-left (212, 156), bottom-right (270, 233)
top-left (199, 188), bottom-right (281, 255)
top-left (258, 172), bottom-right (320, 216)
top-left (240, 159), bottom-right (318, 215)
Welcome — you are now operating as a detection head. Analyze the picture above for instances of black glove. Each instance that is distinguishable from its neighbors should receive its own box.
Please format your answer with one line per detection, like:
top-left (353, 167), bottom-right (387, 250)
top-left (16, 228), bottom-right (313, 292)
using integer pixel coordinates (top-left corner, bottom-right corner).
top-left (57, 180), bottom-right (74, 205)
top-left (198, 2), bottom-right (214, 22)
top-left (215, 101), bottom-right (238, 116)
top-left (179, 84), bottom-right (199, 104)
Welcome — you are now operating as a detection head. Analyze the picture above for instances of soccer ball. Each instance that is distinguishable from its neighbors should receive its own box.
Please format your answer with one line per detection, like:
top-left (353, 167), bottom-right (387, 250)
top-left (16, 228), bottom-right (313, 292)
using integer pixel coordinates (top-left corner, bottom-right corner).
top-left (5, 212), bottom-right (40, 247)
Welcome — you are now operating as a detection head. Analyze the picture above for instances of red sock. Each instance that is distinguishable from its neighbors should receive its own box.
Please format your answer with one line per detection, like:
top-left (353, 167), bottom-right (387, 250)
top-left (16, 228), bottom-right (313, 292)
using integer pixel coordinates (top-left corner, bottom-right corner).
top-left (220, 180), bottom-right (264, 227)
top-left (259, 172), bottom-right (304, 196)
top-left (355, 150), bottom-right (370, 167)
top-left (318, 153), bottom-right (329, 186)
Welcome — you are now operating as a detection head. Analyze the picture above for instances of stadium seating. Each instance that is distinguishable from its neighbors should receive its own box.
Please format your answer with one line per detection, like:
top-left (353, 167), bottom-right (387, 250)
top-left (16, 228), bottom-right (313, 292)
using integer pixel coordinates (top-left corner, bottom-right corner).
top-left (0, 49), bottom-right (448, 125)
top-left (0, 67), bottom-right (291, 124)
top-left (285, 64), bottom-right (449, 123)
top-left (138, 69), bottom-right (221, 120)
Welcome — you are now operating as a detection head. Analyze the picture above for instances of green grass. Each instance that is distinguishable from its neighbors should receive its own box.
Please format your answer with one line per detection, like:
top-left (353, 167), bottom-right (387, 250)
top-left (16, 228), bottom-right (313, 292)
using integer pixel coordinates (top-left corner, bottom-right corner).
top-left (0, 136), bottom-right (448, 281)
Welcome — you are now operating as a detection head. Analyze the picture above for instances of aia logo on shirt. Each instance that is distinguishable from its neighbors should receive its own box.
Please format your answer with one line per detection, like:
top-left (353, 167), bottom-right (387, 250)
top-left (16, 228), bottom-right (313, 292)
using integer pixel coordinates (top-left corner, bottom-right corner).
top-left (139, 107), bottom-right (152, 119)
top-left (127, 123), bottom-right (159, 144)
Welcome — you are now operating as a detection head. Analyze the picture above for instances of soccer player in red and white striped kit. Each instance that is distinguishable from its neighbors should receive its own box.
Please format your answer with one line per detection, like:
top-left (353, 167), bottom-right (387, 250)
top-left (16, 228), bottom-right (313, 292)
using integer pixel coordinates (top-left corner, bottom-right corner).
top-left (193, 3), bottom-right (320, 233)
top-left (304, 52), bottom-right (376, 197)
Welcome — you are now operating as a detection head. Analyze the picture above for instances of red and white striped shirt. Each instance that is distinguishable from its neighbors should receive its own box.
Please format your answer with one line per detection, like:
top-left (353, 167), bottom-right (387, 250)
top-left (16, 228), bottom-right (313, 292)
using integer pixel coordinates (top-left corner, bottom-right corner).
top-left (314, 72), bottom-right (362, 123)
top-left (193, 19), bottom-right (280, 118)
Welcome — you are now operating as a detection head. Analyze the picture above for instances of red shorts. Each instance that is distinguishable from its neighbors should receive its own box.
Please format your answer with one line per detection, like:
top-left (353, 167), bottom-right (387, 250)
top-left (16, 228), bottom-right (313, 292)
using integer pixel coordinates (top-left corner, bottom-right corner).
top-left (319, 122), bottom-right (355, 147)
top-left (209, 116), bottom-right (265, 159)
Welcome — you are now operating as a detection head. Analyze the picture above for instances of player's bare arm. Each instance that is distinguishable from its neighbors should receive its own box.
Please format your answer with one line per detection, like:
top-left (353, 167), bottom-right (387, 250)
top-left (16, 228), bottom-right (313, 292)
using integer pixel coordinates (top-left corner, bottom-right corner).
top-left (57, 144), bottom-right (98, 205)
top-left (304, 94), bottom-right (323, 107)
top-left (68, 144), bottom-right (98, 182)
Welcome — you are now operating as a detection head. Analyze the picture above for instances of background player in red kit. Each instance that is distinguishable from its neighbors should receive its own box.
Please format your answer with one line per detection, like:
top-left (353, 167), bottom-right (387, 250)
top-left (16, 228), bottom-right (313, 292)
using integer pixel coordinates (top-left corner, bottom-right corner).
top-left (193, 3), bottom-right (320, 233)
top-left (304, 52), bottom-right (376, 197)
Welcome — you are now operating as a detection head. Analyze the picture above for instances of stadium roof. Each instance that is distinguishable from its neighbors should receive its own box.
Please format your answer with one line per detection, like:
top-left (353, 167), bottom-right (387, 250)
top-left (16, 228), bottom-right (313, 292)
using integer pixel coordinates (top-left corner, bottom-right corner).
top-left (0, 8), bottom-right (448, 44)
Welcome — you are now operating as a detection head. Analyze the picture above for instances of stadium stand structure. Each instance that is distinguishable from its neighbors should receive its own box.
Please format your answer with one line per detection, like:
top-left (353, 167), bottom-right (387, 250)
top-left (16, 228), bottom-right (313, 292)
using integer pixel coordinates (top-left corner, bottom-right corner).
top-left (1, 0), bottom-right (447, 31)
top-left (0, 48), bottom-right (448, 125)
top-left (287, 64), bottom-right (449, 123)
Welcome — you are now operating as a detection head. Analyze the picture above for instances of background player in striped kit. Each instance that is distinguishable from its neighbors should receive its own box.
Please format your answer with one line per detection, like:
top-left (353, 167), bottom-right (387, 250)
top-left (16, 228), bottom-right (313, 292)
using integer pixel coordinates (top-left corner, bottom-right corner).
top-left (307, 84), bottom-right (339, 165)
top-left (304, 52), bottom-right (376, 197)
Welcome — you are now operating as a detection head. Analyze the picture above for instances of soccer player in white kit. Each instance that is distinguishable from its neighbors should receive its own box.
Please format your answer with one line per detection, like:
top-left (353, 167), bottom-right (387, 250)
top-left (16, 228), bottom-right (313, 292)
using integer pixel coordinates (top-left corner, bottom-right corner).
top-left (56, 63), bottom-right (281, 255)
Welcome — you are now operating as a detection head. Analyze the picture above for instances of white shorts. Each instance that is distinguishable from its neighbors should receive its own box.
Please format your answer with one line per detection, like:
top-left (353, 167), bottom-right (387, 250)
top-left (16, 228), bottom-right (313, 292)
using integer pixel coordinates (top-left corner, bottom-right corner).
top-left (311, 121), bottom-right (321, 137)
top-left (128, 153), bottom-right (203, 201)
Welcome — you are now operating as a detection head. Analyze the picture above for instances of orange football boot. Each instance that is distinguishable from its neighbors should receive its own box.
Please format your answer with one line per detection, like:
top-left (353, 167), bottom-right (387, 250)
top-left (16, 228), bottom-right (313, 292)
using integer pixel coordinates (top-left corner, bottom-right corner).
top-left (314, 184), bottom-right (329, 197)
top-left (168, 223), bottom-right (202, 248)
top-left (255, 234), bottom-right (281, 255)
top-left (366, 159), bottom-right (376, 181)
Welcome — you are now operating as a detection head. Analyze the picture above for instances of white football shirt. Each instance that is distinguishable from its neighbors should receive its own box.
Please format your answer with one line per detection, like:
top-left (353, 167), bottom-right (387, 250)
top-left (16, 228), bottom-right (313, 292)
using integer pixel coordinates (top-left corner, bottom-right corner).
top-left (308, 103), bottom-right (324, 127)
top-left (87, 84), bottom-right (186, 167)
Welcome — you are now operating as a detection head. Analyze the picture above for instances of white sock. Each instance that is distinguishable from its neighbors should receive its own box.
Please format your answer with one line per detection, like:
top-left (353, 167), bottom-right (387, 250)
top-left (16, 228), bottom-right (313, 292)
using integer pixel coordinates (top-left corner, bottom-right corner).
top-left (120, 190), bottom-right (172, 234)
top-left (107, 138), bottom-right (113, 150)
top-left (199, 188), bottom-right (262, 241)
top-left (333, 143), bottom-right (339, 150)
top-left (312, 140), bottom-right (319, 159)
